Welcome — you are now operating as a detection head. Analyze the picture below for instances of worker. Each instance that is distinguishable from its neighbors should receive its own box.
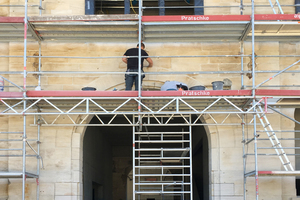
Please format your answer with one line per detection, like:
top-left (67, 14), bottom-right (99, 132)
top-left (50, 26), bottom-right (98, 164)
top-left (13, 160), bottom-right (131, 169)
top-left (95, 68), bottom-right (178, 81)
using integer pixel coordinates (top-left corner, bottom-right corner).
top-left (122, 43), bottom-right (153, 91)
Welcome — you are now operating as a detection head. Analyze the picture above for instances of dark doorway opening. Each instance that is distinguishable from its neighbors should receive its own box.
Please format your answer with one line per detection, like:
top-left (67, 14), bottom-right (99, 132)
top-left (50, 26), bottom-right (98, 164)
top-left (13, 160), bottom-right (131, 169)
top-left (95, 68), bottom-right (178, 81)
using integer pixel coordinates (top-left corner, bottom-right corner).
top-left (83, 115), bottom-right (209, 200)
top-left (295, 108), bottom-right (300, 196)
top-left (83, 116), bottom-right (133, 200)
top-left (192, 122), bottom-right (209, 200)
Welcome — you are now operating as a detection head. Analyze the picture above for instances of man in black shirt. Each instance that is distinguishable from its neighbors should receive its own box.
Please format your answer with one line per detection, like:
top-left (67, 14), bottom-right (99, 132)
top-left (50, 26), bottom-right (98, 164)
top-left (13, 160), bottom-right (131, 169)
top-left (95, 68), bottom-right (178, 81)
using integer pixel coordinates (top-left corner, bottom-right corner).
top-left (122, 43), bottom-right (153, 91)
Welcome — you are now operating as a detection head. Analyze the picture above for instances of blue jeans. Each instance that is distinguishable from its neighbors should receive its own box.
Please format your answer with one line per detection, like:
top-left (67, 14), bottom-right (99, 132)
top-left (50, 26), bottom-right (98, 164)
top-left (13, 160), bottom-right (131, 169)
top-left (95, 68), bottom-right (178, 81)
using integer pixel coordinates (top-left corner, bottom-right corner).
top-left (125, 74), bottom-right (143, 91)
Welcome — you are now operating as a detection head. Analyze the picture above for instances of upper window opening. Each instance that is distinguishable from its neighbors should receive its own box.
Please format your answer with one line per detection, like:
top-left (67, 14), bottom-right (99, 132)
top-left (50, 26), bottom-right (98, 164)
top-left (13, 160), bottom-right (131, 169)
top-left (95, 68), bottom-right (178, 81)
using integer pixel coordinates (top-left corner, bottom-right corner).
top-left (92, 0), bottom-right (202, 15)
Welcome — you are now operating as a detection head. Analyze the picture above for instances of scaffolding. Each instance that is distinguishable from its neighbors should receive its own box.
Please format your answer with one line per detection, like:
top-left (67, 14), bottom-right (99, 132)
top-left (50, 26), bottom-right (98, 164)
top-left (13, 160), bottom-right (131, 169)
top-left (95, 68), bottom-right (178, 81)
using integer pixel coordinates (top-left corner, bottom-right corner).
top-left (1, 0), bottom-right (300, 200)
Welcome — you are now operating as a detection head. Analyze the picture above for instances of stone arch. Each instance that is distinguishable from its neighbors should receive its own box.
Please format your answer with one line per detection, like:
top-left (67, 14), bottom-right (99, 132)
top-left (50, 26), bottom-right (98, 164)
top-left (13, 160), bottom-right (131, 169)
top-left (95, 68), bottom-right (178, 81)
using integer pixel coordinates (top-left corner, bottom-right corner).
top-left (74, 114), bottom-right (212, 199)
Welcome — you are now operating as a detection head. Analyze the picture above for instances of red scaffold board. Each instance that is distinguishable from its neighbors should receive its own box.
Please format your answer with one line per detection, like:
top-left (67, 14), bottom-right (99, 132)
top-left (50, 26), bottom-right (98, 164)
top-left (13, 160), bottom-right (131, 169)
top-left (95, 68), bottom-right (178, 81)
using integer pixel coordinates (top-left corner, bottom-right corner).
top-left (0, 17), bottom-right (24, 23)
top-left (142, 14), bottom-right (300, 22)
top-left (3, 89), bottom-right (299, 98)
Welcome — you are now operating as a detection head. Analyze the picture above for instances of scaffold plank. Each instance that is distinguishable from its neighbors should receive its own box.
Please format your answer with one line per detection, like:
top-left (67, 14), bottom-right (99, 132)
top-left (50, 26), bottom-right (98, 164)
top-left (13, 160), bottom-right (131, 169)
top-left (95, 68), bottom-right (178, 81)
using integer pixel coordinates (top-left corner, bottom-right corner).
top-left (26, 90), bottom-right (139, 97)
top-left (0, 17), bottom-right (24, 23)
top-left (29, 14), bottom-right (139, 22)
top-left (142, 14), bottom-right (300, 22)
top-left (25, 90), bottom-right (300, 97)
top-left (258, 171), bottom-right (300, 176)
top-left (26, 90), bottom-right (252, 97)
top-left (0, 92), bottom-right (23, 98)
top-left (256, 89), bottom-right (300, 96)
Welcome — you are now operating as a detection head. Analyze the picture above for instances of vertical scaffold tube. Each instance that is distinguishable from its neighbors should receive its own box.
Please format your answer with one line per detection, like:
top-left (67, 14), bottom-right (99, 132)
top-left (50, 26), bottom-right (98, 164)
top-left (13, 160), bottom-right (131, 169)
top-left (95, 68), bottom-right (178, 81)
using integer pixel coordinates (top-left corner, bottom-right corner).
top-left (251, 0), bottom-right (255, 97)
top-left (242, 114), bottom-right (246, 200)
top-left (240, 0), bottom-right (244, 15)
top-left (240, 42), bottom-right (244, 89)
top-left (189, 115), bottom-right (193, 200)
top-left (137, 0), bottom-right (142, 127)
top-left (37, 116), bottom-right (41, 200)
top-left (240, 0), bottom-right (244, 89)
top-left (132, 115), bottom-right (136, 200)
top-left (39, 0), bottom-right (42, 15)
top-left (23, 1), bottom-right (28, 200)
top-left (24, 0), bottom-right (28, 95)
top-left (253, 106), bottom-right (258, 200)
top-left (22, 101), bottom-right (27, 200)
top-left (38, 43), bottom-right (42, 89)
top-left (251, 1), bottom-right (258, 200)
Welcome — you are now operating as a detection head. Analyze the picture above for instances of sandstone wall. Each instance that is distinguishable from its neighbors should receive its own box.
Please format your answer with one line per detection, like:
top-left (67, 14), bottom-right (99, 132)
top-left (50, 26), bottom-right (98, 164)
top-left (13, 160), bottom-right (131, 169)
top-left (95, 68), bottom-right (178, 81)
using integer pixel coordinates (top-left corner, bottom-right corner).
top-left (1, 40), bottom-right (300, 200)
top-left (1, 0), bottom-right (300, 199)
top-left (3, 41), bottom-right (299, 91)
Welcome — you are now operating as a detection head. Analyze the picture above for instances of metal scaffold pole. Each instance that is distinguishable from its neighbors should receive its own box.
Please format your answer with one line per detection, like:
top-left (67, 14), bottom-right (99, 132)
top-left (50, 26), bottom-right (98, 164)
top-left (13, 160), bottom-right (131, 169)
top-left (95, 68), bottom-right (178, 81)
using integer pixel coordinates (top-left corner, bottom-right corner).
top-left (39, 0), bottom-right (42, 15)
top-left (38, 43), bottom-right (42, 90)
top-left (36, 116), bottom-right (41, 200)
top-left (133, 115), bottom-right (136, 200)
top-left (253, 109), bottom-right (258, 200)
top-left (251, 0), bottom-right (258, 200)
top-left (251, 0), bottom-right (255, 96)
top-left (240, 42), bottom-right (245, 89)
top-left (189, 115), bottom-right (193, 200)
top-left (22, 102), bottom-right (27, 200)
top-left (23, 0), bottom-right (28, 200)
top-left (242, 114), bottom-right (246, 200)
top-left (137, 0), bottom-right (142, 129)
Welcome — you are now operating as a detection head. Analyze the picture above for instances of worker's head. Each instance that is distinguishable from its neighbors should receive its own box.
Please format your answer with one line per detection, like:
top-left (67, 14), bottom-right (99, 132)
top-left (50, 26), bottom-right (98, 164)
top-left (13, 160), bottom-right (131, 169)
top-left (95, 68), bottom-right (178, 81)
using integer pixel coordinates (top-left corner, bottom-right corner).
top-left (137, 42), bottom-right (145, 49)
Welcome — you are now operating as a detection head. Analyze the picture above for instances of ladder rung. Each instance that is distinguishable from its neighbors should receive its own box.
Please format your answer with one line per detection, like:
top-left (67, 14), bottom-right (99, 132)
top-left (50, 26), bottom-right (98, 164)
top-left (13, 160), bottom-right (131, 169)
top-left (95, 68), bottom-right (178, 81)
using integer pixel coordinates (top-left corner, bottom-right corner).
top-left (136, 182), bottom-right (190, 185)
top-left (140, 135), bottom-right (185, 137)
top-left (135, 166), bottom-right (191, 169)
top-left (264, 124), bottom-right (270, 128)
top-left (284, 162), bottom-right (291, 165)
top-left (135, 148), bottom-right (190, 151)
top-left (139, 161), bottom-right (161, 164)
top-left (135, 157), bottom-right (190, 160)
top-left (134, 174), bottom-right (191, 177)
top-left (135, 132), bottom-right (190, 135)
top-left (260, 113), bottom-right (266, 118)
top-left (273, 143), bottom-right (281, 147)
top-left (140, 154), bottom-right (160, 157)
top-left (135, 191), bottom-right (191, 194)
top-left (135, 140), bottom-right (190, 143)
top-left (268, 133), bottom-right (276, 137)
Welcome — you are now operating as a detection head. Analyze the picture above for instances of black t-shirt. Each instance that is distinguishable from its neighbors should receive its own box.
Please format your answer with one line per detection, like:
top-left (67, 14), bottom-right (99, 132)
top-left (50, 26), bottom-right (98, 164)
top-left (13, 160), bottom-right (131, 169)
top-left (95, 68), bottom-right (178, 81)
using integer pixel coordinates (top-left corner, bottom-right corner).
top-left (124, 48), bottom-right (149, 70)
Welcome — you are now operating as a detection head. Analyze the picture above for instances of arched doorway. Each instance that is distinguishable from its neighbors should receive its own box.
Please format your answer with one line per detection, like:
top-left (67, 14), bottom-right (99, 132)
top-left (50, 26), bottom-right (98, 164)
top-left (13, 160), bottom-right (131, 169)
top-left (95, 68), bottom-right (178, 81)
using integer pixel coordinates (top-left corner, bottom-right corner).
top-left (82, 114), bottom-right (210, 200)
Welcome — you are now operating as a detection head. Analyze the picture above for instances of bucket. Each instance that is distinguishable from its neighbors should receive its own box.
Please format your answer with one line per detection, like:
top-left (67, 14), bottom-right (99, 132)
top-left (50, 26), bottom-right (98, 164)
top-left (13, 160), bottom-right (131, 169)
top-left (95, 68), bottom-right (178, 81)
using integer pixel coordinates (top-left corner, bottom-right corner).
top-left (82, 87), bottom-right (96, 91)
top-left (0, 77), bottom-right (4, 92)
top-left (212, 81), bottom-right (224, 90)
top-left (189, 85), bottom-right (205, 90)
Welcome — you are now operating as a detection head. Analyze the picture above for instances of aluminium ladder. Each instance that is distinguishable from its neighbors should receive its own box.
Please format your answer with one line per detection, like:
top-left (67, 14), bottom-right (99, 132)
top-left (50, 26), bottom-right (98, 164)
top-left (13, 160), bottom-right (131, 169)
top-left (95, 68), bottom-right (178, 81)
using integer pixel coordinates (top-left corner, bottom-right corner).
top-left (268, 0), bottom-right (284, 14)
top-left (133, 128), bottom-right (193, 200)
top-left (256, 105), bottom-right (294, 171)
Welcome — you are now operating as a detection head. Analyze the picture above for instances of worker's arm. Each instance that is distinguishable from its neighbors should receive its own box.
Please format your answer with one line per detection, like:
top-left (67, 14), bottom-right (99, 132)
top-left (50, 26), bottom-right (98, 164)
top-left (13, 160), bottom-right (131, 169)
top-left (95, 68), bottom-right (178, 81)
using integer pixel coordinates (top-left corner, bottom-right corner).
top-left (122, 55), bottom-right (128, 64)
top-left (146, 57), bottom-right (153, 68)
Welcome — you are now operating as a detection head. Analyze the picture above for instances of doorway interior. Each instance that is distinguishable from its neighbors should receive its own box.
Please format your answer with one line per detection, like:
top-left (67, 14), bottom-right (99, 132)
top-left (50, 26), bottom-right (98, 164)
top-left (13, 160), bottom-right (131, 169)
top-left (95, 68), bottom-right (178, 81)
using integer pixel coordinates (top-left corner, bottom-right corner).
top-left (83, 115), bottom-right (209, 200)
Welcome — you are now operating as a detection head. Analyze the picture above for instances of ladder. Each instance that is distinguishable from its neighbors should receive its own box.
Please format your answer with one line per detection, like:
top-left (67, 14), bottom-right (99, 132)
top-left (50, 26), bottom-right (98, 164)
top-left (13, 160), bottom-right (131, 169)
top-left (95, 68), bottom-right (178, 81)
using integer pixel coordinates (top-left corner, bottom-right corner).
top-left (268, 0), bottom-right (284, 14)
top-left (256, 105), bottom-right (294, 171)
top-left (133, 128), bottom-right (193, 200)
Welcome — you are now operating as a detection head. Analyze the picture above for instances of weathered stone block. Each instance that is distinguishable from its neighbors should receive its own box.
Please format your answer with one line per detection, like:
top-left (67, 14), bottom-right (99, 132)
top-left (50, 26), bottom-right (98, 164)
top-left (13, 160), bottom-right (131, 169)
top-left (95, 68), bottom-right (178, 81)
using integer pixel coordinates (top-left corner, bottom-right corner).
top-left (55, 183), bottom-right (72, 196)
